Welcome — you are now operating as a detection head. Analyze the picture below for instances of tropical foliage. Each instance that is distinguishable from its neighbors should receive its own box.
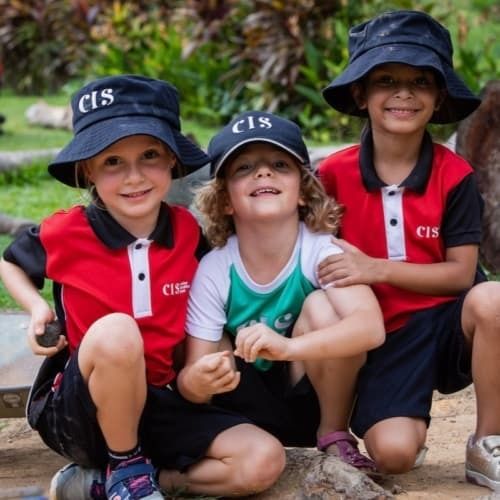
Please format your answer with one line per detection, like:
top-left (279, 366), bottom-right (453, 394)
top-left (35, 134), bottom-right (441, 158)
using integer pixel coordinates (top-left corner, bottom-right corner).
top-left (0, 0), bottom-right (498, 142)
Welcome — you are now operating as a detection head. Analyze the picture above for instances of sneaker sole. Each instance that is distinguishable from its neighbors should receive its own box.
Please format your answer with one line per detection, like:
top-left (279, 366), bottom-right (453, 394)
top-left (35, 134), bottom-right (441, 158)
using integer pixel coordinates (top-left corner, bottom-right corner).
top-left (466, 468), bottom-right (500, 492)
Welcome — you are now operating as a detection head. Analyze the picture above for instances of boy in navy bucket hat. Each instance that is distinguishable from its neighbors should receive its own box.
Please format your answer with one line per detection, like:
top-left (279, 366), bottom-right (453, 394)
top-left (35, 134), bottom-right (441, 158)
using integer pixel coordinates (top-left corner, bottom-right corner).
top-left (177, 110), bottom-right (385, 477)
top-left (317, 10), bottom-right (500, 493)
top-left (0, 76), bottom-right (293, 500)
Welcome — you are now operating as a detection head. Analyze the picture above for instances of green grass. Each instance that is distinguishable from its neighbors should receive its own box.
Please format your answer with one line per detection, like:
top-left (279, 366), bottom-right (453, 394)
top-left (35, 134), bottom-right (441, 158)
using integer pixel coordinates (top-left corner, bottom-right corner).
top-left (0, 92), bottom-right (74, 151)
top-left (0, 168), bottom-right (81, 310)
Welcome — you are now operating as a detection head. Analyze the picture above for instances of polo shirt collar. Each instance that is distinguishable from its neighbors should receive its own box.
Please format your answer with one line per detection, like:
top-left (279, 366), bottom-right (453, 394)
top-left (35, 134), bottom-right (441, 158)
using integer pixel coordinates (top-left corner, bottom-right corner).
top-left (359, 128), bottom-right (433, 193)
top-left (85, 202), bottom-right (174, 249)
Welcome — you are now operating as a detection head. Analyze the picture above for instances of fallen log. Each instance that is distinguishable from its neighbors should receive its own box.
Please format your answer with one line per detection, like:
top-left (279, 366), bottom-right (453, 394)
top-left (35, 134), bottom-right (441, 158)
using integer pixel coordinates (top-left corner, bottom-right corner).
top-left (0, 149), bottom-right (60, 173)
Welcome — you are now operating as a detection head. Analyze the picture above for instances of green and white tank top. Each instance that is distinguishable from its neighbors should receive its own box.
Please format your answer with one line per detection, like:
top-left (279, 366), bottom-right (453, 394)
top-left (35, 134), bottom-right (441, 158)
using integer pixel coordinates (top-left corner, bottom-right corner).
top-left (186, 223), bottom-right (343, 370)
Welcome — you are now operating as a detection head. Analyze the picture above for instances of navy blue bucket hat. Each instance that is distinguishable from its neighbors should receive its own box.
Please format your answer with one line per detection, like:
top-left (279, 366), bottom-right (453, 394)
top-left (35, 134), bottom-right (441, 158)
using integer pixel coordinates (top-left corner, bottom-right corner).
top-left (48, 75), bottom-right (209, 186)
top-left (208, 111), bottom-right (310, 178)
top-left (322, 10), bottom-right (481, 124)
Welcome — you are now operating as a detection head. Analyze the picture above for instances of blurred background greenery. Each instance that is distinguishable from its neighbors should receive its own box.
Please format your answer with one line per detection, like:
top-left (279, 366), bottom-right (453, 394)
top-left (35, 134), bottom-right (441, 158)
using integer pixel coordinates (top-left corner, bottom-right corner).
top-left (1, 0), bottom-right (498, 144)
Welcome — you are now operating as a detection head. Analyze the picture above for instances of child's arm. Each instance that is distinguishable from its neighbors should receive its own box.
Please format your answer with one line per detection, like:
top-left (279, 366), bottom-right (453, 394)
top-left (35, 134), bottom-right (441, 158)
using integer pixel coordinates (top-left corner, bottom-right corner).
top-left (235, 283), bottom-right (384, 363)
top-left (176, 337), bottom-right (240, 404)
top-left (317, 237), bottom-right (478, 295)
top-left (0, 258), bottom-right (66, 356)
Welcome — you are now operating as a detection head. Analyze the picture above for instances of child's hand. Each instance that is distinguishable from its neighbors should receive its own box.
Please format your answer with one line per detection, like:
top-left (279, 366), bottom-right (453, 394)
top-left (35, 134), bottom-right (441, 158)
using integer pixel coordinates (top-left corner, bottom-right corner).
top-left (317, 237), bottom-right (380, 287)
top-left (235, 323), bottom-right (289, 362)
top-left (189, 351), bottom-right (240, 397)
top-left (28, 304), bottom-right (67, 357)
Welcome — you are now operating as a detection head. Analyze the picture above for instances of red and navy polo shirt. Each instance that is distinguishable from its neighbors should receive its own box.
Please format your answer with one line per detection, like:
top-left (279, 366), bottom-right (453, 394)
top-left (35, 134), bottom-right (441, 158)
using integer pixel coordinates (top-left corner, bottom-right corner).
top-left (3, 202), bottom-right (208, 387)
top-left (318, 130), bottom-right (484, 333)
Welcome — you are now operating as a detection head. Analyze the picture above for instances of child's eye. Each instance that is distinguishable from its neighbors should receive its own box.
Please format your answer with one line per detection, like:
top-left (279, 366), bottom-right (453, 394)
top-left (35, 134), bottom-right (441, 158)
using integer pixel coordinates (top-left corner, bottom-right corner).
top-left (272, 160), bottom-right (290, 170)
top-left (103, 156), bottom-right (121, 167)
top-left (142, 149), bottom-right (160, 160)
top-left (413, 76), bottom-right (433, 88)
top-left (235, 163), bottom-right (253, 173)
top-left (374, 75), bottom-right (395, 87)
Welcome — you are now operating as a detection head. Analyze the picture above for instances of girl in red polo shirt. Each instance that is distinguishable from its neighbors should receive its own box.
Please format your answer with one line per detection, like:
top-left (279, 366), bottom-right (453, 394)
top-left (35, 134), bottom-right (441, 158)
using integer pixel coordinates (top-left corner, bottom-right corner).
top-left (0, 75), bottom-right (286, 500)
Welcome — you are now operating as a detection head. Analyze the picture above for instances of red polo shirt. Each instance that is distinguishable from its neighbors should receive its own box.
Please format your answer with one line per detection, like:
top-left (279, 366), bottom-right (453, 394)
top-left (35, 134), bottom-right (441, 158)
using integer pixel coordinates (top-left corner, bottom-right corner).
top-left (4, 202), bottom-right (205, 386)
top-left (318, 131), bottom-right (483, 332)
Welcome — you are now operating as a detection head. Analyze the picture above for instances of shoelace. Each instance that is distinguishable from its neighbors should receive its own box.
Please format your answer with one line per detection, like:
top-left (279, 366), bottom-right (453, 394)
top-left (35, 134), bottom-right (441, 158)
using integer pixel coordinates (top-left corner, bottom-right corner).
top-left (124, 474), bottom-right (156, 497)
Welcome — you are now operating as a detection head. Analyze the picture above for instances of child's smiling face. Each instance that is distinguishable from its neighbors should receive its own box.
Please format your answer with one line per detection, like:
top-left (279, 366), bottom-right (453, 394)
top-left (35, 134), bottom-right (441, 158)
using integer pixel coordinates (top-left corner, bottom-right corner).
top-left (353, 63), bottom-right (444, 135)
top-left (223, 142), bottom-right (304, 224)
top-left (85, 134), bottom-right (176, 237)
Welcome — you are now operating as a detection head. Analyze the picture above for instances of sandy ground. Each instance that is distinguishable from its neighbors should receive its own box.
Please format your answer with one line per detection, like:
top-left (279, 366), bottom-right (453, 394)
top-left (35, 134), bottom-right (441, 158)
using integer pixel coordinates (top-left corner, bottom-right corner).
top-left (0, 386), bottom-right (498, 499)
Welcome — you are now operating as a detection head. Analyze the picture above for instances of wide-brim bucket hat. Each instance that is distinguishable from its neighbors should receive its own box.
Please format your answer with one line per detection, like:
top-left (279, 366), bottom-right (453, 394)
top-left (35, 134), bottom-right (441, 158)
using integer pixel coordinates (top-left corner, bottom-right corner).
top-left (208, 111), bottom-right (310, 178)
top-left (322, 10), bottom-right (481, 124)
top-left (49, 75), bottom-right (209, 187)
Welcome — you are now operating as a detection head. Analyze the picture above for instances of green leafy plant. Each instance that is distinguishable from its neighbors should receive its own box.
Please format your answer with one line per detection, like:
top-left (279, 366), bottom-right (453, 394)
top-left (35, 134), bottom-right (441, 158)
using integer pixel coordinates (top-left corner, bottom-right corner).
top-left (0, 0), bottom-right (102, 93)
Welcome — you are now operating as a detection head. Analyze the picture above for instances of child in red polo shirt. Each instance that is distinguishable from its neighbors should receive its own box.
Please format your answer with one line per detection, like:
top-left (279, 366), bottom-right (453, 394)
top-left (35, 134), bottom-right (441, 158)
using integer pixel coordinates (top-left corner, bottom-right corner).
top-left (317, 10), bottom-right (500, 493)
top-left (0, 76), bottom-right (286, 500)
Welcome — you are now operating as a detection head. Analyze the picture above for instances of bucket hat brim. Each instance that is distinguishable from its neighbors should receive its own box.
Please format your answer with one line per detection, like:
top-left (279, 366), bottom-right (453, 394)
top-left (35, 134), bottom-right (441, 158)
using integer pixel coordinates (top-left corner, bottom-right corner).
top-left (48, 115), bottom-right (209, 187)
top-left (323, 43), bottom-right (480, 124)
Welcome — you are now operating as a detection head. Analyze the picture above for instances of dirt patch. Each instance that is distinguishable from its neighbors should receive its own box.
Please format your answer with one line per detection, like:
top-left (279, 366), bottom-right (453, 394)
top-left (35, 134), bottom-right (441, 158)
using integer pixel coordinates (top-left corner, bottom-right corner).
top-left (0, 386), bottom-right (493, 499)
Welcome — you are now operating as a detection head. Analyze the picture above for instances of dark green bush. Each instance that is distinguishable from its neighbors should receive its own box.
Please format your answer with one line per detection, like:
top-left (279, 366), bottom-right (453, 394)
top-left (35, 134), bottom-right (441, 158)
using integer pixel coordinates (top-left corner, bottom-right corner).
top-left (0, 0), bottom-right (104, 93)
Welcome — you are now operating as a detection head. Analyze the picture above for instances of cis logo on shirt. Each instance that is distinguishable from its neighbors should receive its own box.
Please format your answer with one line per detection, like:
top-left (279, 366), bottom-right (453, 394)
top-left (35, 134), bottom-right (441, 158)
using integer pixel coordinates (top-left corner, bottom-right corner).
top-left (232, 115), bottom-right (272, 134)
top-left (416, 225), bottom-right (440, 238)
top-left (162, 281), bottom-right (190, 296)
top-left (78, 88), bottom-right (114, 114)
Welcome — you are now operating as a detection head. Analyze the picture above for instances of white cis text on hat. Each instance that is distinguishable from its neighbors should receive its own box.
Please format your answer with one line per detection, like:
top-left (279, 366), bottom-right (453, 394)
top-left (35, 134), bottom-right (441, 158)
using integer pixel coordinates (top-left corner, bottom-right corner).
top-left (232, 115), bottom-right (272, 134)
top-left (78, 88), bottom-right (115, 114)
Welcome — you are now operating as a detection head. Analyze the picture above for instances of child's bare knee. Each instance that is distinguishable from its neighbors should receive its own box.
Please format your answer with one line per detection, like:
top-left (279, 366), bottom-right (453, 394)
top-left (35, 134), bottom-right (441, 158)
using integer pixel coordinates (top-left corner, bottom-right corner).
top-left (85, 313), bottom-right (144, 363)
top-left (371, 441), bottom-right (417, 474)
top-left (465, 282), bottom-right (500, 332)
top-left (235, 437), bottom-right (285, 494)
top-left (297, 290), bottom-right (338, 333)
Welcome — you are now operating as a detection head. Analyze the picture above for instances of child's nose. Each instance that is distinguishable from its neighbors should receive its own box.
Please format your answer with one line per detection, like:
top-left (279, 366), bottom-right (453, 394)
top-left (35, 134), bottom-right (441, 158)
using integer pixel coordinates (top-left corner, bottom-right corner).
top-left (255, 162), bottom-right (272, 176)
top-left (393, 81), bottom-right (414, 97)
top-left (126, 163), bottom-right (144, 180)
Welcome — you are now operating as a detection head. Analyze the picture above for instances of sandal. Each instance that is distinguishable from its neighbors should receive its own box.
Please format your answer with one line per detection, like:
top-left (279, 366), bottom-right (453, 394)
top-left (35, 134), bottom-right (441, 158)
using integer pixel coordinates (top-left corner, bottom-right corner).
top-left (106, 458), bottom-right (164, 500)
top-left (317, 431), bottom-right (379, 476)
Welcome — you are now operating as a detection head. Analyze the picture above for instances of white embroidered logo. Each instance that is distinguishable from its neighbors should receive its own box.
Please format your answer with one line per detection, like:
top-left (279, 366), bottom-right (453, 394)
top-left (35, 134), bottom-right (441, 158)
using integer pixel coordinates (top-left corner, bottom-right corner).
top-left (416, 226), bottom-right (440, 238)
top-left (232, 115), bottom-right (272, 134)
top-left (78, 88), bottom-right (115, 114)
top-left (162, 281), bottom-right (190, 296)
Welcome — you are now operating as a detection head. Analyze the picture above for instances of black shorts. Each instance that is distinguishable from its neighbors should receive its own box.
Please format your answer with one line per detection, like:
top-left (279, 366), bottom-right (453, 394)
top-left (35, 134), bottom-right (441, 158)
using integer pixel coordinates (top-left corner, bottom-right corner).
top-left (351, 294), bottom-right (471, 438)
top-left (27, 350), bottom-right (250, 471)
top-left (212, 356), bottom-right (320, 447)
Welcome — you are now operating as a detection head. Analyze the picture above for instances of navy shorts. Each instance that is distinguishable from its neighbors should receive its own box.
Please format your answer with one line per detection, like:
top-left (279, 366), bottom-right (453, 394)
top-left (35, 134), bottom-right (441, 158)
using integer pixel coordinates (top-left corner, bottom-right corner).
top-left (213, 356), bottom-right (320, 447)
top-left (351, 294), bottom-right (472, 438)
top-left (27, 350), bottom-right (250, 471)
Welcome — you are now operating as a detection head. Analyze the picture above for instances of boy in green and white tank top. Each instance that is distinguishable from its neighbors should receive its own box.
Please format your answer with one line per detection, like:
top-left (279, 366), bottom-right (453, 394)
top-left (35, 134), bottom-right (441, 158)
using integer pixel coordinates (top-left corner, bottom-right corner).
top-left (177, 111), bottom-right (385, 479)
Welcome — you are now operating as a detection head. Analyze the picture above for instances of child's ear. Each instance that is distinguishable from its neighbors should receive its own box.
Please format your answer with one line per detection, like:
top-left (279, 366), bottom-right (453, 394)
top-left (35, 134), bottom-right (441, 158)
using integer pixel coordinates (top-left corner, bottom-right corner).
top-left (351, 82), bottom-right (367, 110)
top-left (223, 193), bottom-right (234, 215)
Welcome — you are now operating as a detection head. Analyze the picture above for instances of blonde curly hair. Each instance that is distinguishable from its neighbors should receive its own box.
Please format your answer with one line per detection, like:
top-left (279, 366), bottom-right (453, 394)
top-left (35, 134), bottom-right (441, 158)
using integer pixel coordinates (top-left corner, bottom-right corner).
top-left (195, 165), bottom-right (343, 248)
